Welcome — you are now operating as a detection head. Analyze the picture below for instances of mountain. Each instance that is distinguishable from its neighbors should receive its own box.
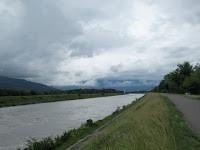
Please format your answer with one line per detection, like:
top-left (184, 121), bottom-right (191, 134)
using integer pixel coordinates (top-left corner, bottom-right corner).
top-left (0, 76), bottom-right (160, 92)
top-left (0, 76), bottom-right (55, 92)
top-left (55, 79), bottom-right (160, 92)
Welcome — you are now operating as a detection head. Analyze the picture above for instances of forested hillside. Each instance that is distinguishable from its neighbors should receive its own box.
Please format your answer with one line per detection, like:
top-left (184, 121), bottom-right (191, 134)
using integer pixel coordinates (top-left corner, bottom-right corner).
top-left (0, 76), bottom-right (54, 92)
top-left (152, 62), bottom-right (200, 94)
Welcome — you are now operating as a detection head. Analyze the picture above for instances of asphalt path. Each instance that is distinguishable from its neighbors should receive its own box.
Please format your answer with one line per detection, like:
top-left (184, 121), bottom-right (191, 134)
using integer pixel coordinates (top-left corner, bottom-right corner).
top-left (161, 93), bottom-right (200, 136)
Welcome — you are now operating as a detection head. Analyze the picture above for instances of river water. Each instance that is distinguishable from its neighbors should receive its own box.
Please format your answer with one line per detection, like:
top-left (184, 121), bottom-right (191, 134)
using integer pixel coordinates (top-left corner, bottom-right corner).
top-left (0, 94), bottom-right (144, 150)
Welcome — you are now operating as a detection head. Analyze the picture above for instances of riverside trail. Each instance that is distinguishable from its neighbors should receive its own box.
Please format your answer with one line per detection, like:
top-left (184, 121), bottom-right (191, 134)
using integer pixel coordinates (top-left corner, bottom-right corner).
top-left (161, 93), bottom-right (200, 136)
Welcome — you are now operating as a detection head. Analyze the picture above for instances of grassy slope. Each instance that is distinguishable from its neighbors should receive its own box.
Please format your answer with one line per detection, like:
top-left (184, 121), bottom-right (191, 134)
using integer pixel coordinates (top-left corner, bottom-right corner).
top-left (184, 95), bottom-right (200, 100)
top-left (79, 93), bottom-right (200, 150)
top-left (21, 96), bottom-right (141, 150)
top-left (55, 99), bottom-right (140, 150)
top-left (0, 93), bottom-right (120, 108)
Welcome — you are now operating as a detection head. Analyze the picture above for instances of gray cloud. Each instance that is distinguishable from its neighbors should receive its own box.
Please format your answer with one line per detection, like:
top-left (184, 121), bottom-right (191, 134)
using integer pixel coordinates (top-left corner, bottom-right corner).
top-left (0, 0), bottom-right (83, 83)
top-left (0, 0), bottom-right (200, 86)
top-left (110, 64), bottom-right (123, 73)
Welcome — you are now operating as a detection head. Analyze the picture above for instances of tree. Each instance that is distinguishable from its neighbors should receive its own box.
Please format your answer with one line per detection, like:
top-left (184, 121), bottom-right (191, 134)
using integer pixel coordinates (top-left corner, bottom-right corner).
top-left (152, 62), bottom-right (196, 94)
top-left (183, 65), bottom-right (200, 94)
top-left (177, 62), bottom-right (194, 77)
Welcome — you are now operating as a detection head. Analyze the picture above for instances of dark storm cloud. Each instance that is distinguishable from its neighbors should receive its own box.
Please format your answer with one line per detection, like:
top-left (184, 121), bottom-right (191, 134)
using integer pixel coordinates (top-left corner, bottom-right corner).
top-left (0, 0), bottom-right (200, 86)
top-left (0, 0), bottom-right (83, 82)
top-left (69, 40), bottom-right (94, 57)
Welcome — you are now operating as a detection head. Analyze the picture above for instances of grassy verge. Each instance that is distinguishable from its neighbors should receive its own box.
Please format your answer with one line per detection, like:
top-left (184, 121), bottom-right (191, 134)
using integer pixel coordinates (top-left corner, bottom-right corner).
top-left (79, 93), bottom-right (200, 150)
top-left (0, 93), bottom-right (121, 108)
top-left (19, 95), bottom-right (143, 150)
top-left (162, 95), bottom-right (200, 149)
top-left (183, 94), bottom-right (200, 100)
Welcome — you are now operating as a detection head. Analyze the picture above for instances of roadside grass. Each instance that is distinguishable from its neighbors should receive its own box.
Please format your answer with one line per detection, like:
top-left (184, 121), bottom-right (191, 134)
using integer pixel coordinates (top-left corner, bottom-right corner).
top-left (0, 93), bottom-right (120, 108)
top-left (183, 94), bottom-right (200, 100)
top-left (80, 93), bottom-right (200, 150)
top-left (163, 95), bottom-right (200, 149)
top-left (19, 96), bottom-right (143, 150)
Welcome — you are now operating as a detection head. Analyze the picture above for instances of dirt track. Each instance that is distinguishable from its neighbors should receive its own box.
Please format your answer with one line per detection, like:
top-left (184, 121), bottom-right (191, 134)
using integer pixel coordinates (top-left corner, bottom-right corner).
top-left (161, 93), bottom-right (200, 136)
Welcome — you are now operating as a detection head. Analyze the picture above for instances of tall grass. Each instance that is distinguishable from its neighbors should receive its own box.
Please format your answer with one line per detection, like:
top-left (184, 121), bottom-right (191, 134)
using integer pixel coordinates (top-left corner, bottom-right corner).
top-left (163, 96), bottom-right (200, 149)
top-left (80, 93), bottom-right (200, 150)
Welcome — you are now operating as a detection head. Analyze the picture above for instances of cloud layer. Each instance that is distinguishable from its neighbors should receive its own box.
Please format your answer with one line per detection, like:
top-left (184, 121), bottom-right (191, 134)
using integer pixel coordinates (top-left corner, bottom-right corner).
top-left (0, 0), bottom-right (200, 86)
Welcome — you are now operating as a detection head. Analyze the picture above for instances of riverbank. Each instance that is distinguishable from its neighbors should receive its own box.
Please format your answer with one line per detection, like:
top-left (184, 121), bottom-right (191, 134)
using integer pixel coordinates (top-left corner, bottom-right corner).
top-left (0, 93), bottom-right (121, 108)
top-left (19, 95), bottom-right (143, 150)
top-left (77, 93), bottom-right (200, 150)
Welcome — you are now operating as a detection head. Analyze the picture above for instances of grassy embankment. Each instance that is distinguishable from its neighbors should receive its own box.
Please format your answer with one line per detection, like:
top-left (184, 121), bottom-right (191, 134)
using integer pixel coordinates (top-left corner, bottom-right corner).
top-left (78, 93), bottom-right (200, 150)
top-left (0, 93), bottom-right (121, 108)
top-left (20, 96), bottom-right (142, 150)
top-left (184, 94), bottom-right (200, 100)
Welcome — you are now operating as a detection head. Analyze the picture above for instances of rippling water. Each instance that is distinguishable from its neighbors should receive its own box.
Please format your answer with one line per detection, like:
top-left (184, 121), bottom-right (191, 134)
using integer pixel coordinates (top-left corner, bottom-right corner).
top-left (0, 94), bottom-right (144, 150)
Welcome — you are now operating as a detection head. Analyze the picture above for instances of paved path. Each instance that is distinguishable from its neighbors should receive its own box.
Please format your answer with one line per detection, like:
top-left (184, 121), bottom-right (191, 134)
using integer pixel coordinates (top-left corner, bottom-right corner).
top-left (161, 93), bottom-right (200, 135)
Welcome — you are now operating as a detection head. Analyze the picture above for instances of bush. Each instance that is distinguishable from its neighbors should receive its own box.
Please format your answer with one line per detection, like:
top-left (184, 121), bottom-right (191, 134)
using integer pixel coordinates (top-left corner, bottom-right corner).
top-left (112, 106), bottom-right (121, 115)
top-left (86, 119), bottom-right (97, 127)
top-left (24, 137), bottom-right (55, 150)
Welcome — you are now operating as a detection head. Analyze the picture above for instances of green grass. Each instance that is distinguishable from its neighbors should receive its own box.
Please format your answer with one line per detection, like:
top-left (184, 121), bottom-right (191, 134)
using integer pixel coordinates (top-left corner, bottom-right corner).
top-left (0, 93), bottom-right (121, 108)
top-left (163, 95), bottom-right (200, 149)
top-left (183, 94), bottom-right (200, 100)
top-left (79, 93), bottom-right (200, 150)
top-left (19, 97), bottom-right (142, 150)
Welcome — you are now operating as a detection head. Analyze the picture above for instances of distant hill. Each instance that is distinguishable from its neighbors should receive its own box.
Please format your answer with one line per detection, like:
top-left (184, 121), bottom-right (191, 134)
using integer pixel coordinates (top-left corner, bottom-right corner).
top-left (0, 76), bottom-right (55, 92)
top-left (55, 79), bottom-right (160, 92)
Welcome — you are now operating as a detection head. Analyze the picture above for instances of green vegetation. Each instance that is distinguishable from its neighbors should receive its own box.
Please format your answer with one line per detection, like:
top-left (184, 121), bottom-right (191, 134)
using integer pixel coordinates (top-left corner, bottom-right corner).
top-left (0, 93), bottom-right (121, 108)
top-left (17, 93), bottom-right (200, 150)
top-left (0, 88), bottom-right (124, 108)
top-left (78, 93), bottom-right (200, 150)
top-left (163, 95), bottom-right (200, 149)
top-left (19, 97), bottom-right (141, 150)
top-left (152, 62), bottom-right (200, 95)
top-left (0, 88), bottom-right (123, 96)
top-left (184, 94), bottom-right (200, 100)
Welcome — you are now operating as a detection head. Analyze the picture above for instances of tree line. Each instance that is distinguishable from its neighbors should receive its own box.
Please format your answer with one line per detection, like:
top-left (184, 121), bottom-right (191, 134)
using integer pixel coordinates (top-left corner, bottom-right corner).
top-left (0, 88), bottom-right (123, 97)
top-left (152, 62), bottom-right (200, 95)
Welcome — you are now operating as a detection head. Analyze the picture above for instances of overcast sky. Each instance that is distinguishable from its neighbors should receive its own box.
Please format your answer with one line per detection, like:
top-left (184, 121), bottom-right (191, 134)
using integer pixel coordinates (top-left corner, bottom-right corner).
top-left (0, 0), bottom-right (200, 86)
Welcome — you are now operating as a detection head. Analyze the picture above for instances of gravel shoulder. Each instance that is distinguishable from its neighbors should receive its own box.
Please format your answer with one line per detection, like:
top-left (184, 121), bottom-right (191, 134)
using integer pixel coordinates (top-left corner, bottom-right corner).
top-left (161, 93), bottom-right (200, 136)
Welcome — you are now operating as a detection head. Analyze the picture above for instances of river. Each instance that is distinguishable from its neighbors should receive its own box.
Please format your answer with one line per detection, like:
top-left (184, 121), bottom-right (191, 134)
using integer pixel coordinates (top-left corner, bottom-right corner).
top-left (0, 94), bottom-right (144, 150)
